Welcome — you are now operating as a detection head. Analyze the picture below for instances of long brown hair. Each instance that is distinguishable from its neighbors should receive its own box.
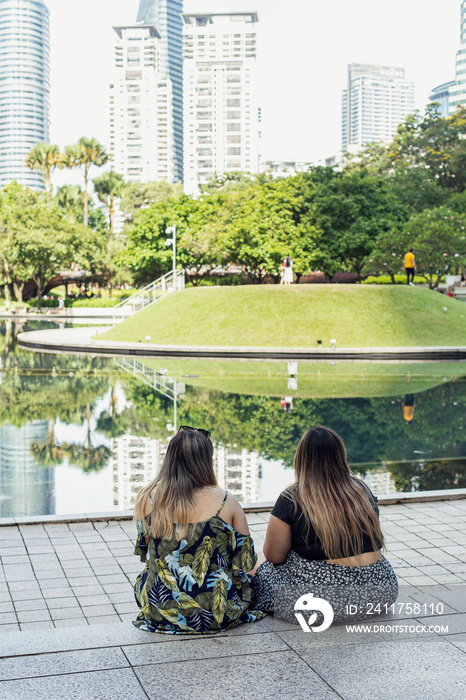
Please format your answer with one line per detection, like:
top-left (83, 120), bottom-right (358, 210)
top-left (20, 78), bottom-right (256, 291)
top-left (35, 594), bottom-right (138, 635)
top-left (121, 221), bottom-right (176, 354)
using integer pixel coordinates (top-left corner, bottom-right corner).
top-left (288, 425), bottom-right (384, 558)
top-left (134, 429), bottom-right (217, 540)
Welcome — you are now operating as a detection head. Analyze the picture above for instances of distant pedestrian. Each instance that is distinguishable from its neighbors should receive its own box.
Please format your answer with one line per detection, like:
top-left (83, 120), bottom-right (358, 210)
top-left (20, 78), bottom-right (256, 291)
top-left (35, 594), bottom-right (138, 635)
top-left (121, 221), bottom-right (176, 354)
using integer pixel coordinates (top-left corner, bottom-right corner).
top-left (280, 259), bottom-right (285, 285)
top-left (402, 395), bottom-right (415, 424)
top-left (283, 256), bottom-right (293, 285)
top-left (404, 249), bottom-right (416, 286)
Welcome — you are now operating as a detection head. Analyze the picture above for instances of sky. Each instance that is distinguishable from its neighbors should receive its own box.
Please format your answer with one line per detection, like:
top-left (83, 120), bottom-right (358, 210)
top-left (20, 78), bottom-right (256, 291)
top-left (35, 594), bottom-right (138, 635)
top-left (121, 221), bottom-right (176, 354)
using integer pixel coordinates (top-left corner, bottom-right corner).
top-left (46, 0), bottom-right (462, 172)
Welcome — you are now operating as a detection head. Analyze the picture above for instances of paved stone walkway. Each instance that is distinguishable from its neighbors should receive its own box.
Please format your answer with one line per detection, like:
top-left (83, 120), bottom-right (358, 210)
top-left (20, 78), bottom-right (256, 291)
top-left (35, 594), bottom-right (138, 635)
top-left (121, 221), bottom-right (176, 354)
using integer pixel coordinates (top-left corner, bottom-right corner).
top-left (1, 501), bottom-right (466, 699)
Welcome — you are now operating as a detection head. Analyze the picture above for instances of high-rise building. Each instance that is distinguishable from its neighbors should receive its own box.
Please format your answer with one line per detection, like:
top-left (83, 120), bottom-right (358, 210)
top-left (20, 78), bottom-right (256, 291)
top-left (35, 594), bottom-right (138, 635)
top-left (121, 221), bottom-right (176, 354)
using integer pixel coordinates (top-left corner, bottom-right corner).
top-left (448, 1), bottom-right (466, 113)
top-left (182, 12), bottom-right (260, 195)
top-left (342, 64), bottom-right (415, 153)
top-left (109, 24), bottom-right (175, 183)
top-left (428, 81), bottom-right (455, 118)
top-left (136, 0), bottom-right (183, 182)
top-left (0, 0), bottom-right (50, 190)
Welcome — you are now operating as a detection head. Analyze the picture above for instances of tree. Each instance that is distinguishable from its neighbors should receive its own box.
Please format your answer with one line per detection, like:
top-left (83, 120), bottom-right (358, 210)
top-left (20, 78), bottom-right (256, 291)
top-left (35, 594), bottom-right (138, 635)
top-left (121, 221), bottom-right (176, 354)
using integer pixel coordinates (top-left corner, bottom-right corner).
top-left (93, 171), bottom-right (126, 242)
top-left (308, 167), bottom-right (406, 281)
top-left (404, 206), bottom-right (466, 288)
top-left (56, 184), bottom-right (82, 223)
top-left (64, 137), bottom-right (108, 226)
top-left (119, 180), bottom-right (183, 220)
top-left (365, 227), bottom-right (411, 283)
top-left (24, 143), bottom-right (64, 209)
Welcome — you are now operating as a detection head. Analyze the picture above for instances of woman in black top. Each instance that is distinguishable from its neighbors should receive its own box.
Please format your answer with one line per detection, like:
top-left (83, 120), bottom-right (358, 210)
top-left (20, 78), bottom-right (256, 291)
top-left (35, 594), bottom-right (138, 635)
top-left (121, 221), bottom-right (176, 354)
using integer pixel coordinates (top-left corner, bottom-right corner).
top-left (253, 426), bottom-right (398, 625)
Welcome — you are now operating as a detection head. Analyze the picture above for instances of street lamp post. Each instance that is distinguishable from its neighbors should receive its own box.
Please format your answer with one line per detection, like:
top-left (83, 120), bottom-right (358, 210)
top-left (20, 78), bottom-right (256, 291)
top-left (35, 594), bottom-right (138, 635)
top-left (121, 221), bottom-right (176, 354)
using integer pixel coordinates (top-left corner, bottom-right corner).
top-left (165, 225), bottom-right (177, 286)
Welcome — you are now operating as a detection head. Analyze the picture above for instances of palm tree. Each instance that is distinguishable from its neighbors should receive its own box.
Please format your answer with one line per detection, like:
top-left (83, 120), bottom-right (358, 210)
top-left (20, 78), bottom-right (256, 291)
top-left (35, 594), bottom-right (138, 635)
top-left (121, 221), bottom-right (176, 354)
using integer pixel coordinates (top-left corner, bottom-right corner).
top-left (64, 137), bottom-right (108, 226)
top-left (93, 171), bottom-right (126, 242)
top-left (56, 184), bottom-right (82, 223)
top-left (25, 143), bottom-right (64, 209)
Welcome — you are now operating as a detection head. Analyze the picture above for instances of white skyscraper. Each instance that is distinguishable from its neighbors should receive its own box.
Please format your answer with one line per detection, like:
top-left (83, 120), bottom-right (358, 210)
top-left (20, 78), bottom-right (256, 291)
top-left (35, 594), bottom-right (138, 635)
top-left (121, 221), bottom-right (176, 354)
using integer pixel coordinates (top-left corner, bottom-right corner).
top-left (342, 64), bottom-right (415, 153)
top-left (182, 12), bottom-right (260, 195)
top-left (109, 24), bottom-right (175, 183)
top-left (449, 0), bottom-right (466, 113)
top-left (0, 0), bottom-right (50, 190)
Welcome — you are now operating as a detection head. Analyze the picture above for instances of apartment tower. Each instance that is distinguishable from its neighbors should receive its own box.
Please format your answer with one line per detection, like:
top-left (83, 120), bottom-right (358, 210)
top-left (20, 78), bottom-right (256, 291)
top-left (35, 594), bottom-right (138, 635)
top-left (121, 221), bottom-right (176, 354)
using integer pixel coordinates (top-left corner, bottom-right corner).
top-left (0, 0), bottom-right (50, 189)
top-left (449, 0), bottom-right (466, 113)
top-left (342, 63), bottom-right (415, 153)
top-left (182, 12), bottom-right (259, 195)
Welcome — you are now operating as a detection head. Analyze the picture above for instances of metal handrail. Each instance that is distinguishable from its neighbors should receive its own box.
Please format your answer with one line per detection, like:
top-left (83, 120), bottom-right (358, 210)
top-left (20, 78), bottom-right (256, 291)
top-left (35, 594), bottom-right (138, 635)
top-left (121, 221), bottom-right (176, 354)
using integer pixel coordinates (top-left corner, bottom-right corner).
top-left (112, 269), bottom-right (185, 322)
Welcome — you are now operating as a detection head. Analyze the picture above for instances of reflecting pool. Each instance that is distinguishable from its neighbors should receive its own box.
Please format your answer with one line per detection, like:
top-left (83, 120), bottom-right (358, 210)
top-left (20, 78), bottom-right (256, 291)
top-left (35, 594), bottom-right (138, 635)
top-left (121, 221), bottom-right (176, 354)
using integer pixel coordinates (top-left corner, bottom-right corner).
top-left (1, 319), bottom-right (466, 518)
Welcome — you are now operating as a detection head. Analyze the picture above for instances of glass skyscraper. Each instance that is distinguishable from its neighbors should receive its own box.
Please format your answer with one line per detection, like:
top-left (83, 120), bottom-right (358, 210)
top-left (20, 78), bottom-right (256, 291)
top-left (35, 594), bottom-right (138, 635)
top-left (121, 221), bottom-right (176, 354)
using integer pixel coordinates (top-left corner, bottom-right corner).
top-left (136, 0), bottom-right (183, 182)
top-left (0, 0), bottom-right (50, 189)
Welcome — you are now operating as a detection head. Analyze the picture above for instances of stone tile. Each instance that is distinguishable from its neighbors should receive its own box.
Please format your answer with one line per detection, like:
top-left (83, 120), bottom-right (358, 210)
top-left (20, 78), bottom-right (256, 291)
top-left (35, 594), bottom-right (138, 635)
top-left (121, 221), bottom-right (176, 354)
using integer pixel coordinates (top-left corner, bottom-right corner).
top-left (53, 618), bottom-right (89, 628)
top-left (35, 570), bottom-right (67, 581)
top-left (46, 597), bottom-right (80, 610)
top-left (13, 599), bottom-right (47, 612)
top-left (50, 608), bottom-right (85, 621)
top-left (113, 602), bottom-right (135, 615)
top-left (87, 614), bottom-right (121, 625)
top-left (0, 612), bottom-right (18, 624)
top-left (403, 576), bottom-right (438, 586)
top-left (97, 575), bottom-right (130, 586)
top-left (0, 555), bottom-right (30, 566)
top-left (0, 624), bottom-right (20, 633)
top-left (19, 621), bottom-right (54, 631)
top-left (2, 565), bottom-right (34, 582)
top-left (66, 577), bottom-right (100, 588)
top-left (41, 587), bottom-right (73, 599)
top-left (16, 609), bottom-right (51, 623)
top-left (0, 592), bottom-right (12, 603)
top-left (298, 639), bottom-right (466, 700)
top-left (10, 588), bottom-right (43, 602)
top-left (76, 594), bottom-right (111, 607)
top-left (107, 591), bottom-right (131, 604)
top-left (71, 584), bottom-right (105, 597)
top-left (135, 650), bottom-right (338, 699)
top-left (0, 667), bottom-right (148, 700)
top-left (127, 631), bottom-right (288, 666)
top-left (82, 605), bottom-right (116, 618)
top-left (420, 613), bottom-right (466, 635)
top-left (0, 601), bottom-right (15, 613)
top-left (0, 647), bottom-right (129, 680)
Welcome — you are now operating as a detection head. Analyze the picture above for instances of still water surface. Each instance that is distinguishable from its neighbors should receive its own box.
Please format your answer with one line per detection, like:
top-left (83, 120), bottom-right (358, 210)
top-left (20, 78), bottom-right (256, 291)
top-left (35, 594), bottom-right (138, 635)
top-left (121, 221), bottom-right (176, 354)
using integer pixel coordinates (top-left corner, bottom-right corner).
top-left (1, 319), bottom-right (466, 518)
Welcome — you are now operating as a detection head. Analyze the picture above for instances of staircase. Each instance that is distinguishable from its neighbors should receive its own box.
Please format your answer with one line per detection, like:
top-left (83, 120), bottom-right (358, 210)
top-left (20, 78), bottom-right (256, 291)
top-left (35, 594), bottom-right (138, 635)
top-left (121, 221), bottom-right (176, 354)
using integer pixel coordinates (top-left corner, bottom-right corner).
top-left (112, 269), bottom-right (185, 321)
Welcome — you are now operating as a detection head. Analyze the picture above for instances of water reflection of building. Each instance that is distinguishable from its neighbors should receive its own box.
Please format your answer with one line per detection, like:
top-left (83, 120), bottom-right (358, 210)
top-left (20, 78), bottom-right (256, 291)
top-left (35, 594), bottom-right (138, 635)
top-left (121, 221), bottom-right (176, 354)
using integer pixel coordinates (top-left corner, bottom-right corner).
top-left (358, 469), bottom-right (396, 496)
top-left (0, 421), bottom-right (55, 517)
top-left (111, 433), bottom-right (260, 508)
top-left (214, 445), bottom-right (260, 503)
top-left (111, 435), bottom-right (164, 510)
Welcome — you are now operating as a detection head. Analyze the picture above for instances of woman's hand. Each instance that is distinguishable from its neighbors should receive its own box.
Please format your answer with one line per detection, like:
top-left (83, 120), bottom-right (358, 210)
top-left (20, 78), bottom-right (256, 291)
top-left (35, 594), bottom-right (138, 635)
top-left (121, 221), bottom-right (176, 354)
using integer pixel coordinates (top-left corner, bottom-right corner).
top-left (263, 515), bottom-right (292, 564)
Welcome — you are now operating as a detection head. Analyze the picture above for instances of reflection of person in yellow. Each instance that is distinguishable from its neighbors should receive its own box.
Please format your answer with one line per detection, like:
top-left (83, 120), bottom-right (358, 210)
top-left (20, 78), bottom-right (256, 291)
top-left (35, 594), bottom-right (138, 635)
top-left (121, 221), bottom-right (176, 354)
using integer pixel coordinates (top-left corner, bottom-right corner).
top-left (404, 249), bottom-right (416, 286)
top-left (402, 394), bottom-right (415, 424)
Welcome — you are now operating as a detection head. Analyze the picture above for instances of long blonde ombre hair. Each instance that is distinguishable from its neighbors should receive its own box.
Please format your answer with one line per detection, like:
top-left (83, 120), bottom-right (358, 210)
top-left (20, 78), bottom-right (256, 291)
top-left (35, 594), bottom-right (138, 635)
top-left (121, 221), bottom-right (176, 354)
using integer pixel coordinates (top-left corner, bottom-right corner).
top-left (134, 429), bottom-right (216, 540)
top-left (288, 426), bottom-right (384, 559)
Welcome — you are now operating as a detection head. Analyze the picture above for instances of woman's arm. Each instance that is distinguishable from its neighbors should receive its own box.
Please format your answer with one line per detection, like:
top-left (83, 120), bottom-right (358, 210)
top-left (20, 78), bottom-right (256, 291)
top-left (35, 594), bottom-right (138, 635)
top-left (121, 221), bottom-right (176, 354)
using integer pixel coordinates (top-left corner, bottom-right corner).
top-left (263, 515), bottom-right (292, 564)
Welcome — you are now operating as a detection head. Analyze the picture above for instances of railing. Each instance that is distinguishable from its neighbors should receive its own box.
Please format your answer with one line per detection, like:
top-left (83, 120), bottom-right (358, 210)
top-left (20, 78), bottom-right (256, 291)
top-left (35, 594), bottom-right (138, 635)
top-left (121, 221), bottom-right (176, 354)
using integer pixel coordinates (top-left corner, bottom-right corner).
top-left (112, 269), bottom-right (185, 321)
top-left (113, 357), bottom-right (185, 401)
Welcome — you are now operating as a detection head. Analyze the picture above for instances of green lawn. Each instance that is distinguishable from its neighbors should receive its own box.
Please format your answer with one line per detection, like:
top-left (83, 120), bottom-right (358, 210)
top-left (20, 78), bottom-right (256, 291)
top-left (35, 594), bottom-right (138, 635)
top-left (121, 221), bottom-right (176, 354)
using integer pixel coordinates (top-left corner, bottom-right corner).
top-left (98, 285), bottom-right (466, 348)
top-left (135, 358), bottom-right (466, 398)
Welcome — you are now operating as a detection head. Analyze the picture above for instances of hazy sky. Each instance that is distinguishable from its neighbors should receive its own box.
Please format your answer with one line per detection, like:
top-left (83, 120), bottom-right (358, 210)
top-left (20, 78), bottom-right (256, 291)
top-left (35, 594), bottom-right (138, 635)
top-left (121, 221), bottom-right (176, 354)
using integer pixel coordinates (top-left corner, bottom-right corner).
top-left (46, 0), bottom-right (461, 168)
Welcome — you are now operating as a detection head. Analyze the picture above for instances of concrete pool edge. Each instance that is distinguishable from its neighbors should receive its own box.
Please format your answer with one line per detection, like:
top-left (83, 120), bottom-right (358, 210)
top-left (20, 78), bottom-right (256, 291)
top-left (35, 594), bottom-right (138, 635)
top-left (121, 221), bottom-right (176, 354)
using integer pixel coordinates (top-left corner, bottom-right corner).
top-left (2, 488), bottom-right (466, 527)
top-left (15, 327), bottom-right (466, 360)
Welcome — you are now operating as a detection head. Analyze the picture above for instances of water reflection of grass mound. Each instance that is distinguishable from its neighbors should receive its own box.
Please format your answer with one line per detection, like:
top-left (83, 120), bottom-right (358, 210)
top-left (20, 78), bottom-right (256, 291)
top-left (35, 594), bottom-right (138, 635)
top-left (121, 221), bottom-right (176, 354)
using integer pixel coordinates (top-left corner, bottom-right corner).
top-left (98, 285), bottom-right (466, 348)
top-left (141, 359), bottom-right (466, 398)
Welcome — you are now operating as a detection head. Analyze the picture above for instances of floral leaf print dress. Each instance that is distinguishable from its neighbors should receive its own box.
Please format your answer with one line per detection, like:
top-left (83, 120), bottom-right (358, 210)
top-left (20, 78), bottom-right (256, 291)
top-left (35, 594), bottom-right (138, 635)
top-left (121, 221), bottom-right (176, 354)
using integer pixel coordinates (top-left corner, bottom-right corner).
top-left (133, 492), bottom-right (266, 634)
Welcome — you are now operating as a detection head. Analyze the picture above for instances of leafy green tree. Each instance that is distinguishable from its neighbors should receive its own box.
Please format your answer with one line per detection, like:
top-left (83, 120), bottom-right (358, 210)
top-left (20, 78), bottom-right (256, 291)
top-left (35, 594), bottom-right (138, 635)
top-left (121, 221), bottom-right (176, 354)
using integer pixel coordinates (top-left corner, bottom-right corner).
top-left (308, 167), bottom-right (406, 281)
top-left (404, 206), bottom-right (466, 287)
top-left (93, 170), bottom-right (126, 241)
top-left (365, 227), bottom-right (412, 282)
top-left (64, 137), bottom-right (108, 226)
top-left (56, 184), bottom-right (82, 223)
top-left (24, 143), bottom-right (64, 209)
top-left (119, 180), bottom-right (183, 220)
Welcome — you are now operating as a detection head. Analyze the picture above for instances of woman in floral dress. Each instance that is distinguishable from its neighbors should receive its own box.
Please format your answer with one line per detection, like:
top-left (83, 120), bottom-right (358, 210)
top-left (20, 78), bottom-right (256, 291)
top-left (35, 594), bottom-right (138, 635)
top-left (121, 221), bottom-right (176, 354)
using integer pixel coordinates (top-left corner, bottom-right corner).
top-left (133, 426), bottom-right (266, 634)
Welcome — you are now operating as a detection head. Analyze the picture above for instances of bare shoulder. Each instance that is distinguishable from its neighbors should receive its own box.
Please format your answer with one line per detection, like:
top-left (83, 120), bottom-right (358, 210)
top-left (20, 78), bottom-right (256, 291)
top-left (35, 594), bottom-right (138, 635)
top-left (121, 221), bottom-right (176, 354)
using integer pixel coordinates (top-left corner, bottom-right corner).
top-left (222, 492), bottom-right (250, 535)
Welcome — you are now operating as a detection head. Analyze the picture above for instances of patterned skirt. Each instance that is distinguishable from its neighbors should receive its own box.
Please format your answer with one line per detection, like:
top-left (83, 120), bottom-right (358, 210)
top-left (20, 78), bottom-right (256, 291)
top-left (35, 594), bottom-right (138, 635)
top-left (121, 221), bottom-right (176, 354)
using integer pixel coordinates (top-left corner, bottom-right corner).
top-left (252, 551), bottom-right (398, 624)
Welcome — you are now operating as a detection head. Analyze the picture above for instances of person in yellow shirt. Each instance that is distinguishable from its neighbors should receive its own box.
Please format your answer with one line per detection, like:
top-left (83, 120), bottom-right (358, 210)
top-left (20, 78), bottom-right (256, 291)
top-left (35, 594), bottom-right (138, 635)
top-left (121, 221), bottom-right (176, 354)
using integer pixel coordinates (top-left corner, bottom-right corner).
top-left (402, 395), bottom-right (415, 424)
top-left (404, 249), bottom-right (416, 286)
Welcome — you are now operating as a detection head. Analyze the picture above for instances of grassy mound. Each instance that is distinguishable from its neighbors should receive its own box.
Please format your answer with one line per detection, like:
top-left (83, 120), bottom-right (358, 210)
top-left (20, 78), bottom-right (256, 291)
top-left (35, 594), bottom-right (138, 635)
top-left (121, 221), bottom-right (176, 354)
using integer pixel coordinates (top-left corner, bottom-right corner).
top-left (98, 284), bottom-right (466, 348)
top-left (138, 358), bottom-right (466, 399)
